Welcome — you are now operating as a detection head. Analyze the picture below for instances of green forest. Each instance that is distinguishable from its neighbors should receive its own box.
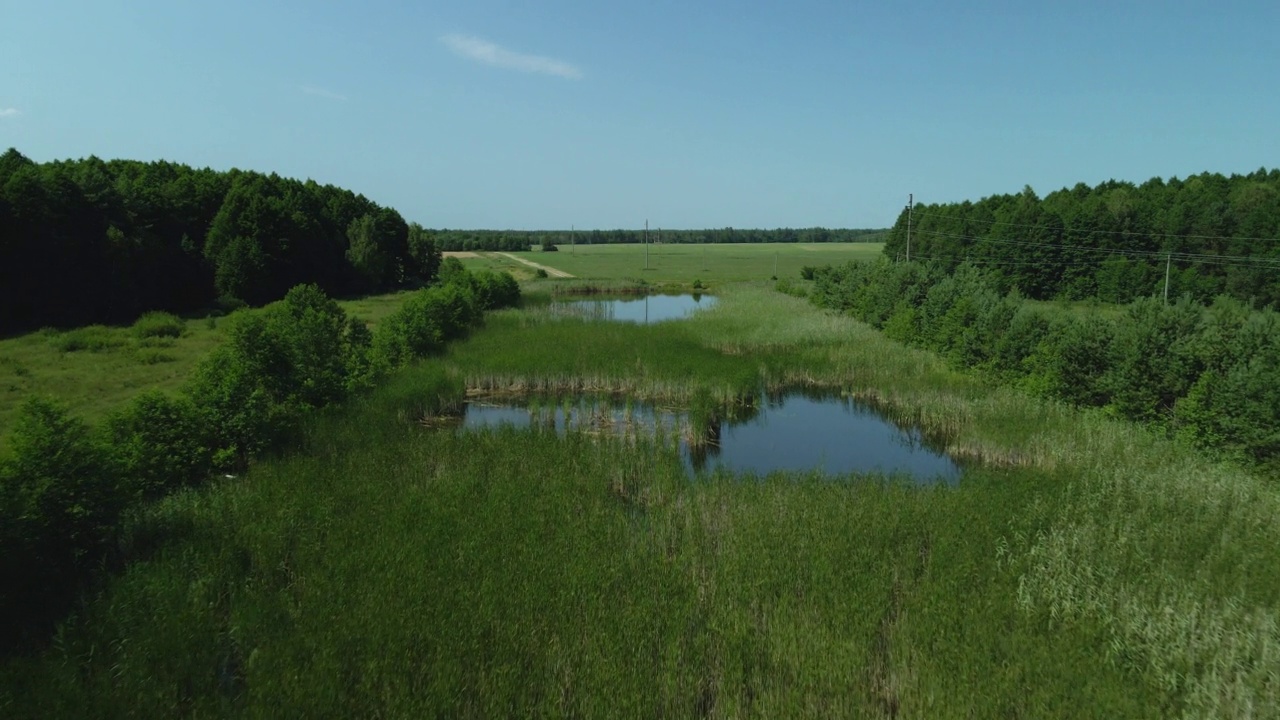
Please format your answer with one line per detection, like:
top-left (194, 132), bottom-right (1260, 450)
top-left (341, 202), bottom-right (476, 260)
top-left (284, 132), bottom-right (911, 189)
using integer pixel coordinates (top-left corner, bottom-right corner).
top-left (884, 169), bottom-right (1280, 306)
top-left (0, 149), bottom-right (442, 334)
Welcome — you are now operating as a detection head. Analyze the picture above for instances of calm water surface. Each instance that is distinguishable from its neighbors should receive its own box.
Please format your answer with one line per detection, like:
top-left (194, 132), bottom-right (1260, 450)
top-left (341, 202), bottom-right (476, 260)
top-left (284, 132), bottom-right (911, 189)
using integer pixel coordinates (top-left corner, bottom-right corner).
top-left (550, 293), bottom-right (716, 323)
top-left (458, 392), bottom-right (961, 484)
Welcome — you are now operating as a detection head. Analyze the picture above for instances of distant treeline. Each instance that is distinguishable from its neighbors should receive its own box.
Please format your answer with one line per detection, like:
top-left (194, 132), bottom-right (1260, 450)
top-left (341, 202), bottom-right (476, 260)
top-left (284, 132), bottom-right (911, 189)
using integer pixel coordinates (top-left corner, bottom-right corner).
top-left (432, 227), bottom-right (888, 252)
top-left (0, 149), bottom-right (441, 334)
top-left (884, 169), bottom-right (1280, 306)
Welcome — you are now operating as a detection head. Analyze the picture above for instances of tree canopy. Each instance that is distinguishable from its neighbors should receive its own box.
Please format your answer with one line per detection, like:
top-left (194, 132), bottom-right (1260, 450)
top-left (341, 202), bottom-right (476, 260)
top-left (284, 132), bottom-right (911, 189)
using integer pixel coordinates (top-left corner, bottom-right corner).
top-left (0, 150), bottom-right (440, 334)
top-left (884, 169), bottom-right (1280, 306)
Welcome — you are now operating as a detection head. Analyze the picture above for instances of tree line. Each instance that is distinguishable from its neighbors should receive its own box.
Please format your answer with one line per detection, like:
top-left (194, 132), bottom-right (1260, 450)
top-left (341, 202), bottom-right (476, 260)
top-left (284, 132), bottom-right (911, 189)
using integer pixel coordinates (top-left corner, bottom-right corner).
top-left (431, 227), bottom-right (887, 252)
top-left (0, 149), bottom-right (442, 335)
top-left (0, 263), bottom-right (519, 651)
top-left (810, 259), bottom-right (1280, 468)
top-left (883, 169), bottom-right (1280, 306)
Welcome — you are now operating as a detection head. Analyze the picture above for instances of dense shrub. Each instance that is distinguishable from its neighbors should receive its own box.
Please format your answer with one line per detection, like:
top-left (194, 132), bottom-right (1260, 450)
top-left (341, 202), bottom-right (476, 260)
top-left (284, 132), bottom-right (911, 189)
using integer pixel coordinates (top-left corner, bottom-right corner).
top-left (1030, 316), bottom-right (1115, 408)
top-left (185, 343), bottom-right (300, 470)
top-left (1104, 297), bottom-right (1203, 422)
top-left (0, 398), bottom-right (123, 644)
top-left (105, 391), bottom-right (211, 502)
top-left (51, 326), bottom-right (125, 353)
top-left (990, 304), bottom-right (1052, 378)
top-left (810, 259), bottom-right (1280, 466)
top-left (132, 311), bottom-right (186, 339)
top-left (470, 270), bottom-right (521, 311)
top-left (1175, 310), bottom-right (1280, 461)
top-left (375, 286), bottom-right (469, 368)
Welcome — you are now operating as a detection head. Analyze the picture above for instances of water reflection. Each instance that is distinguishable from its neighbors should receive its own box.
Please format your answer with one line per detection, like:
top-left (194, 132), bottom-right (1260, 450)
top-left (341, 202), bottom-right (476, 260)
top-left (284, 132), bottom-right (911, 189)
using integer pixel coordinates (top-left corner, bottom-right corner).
top-left (455, 390), bottom-right (961, 484)
top-left (549, 293), bottom-right (716, 323)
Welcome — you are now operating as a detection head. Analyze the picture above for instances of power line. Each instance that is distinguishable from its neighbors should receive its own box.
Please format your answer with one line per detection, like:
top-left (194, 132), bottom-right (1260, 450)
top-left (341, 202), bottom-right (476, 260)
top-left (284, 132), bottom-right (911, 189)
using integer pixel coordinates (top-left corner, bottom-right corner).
top-left (912, 229), bottom-right (1280, 268)
top-left (910, 209), bottom-right (1280, 245)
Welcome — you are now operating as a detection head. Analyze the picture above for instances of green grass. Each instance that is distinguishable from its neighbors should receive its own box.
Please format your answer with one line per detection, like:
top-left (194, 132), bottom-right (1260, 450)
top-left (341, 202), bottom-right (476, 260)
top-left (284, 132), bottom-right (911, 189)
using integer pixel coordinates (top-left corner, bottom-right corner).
top-left (443, 251), bottom-right (546, 281)
top-left (489, 242), bottom-right (884, 286)
top-left (0, 293), bottom-right (418, 439)
top-left (4, 283), bottom-right (1278, 716)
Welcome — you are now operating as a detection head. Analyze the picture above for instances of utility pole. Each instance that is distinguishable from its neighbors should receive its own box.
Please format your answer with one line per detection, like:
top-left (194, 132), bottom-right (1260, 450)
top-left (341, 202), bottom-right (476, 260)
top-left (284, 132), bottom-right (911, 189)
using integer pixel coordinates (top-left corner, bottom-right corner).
top-left (906, 193), bottom-right (913, 262)
top-left (644, 219), bottom-right (649, 270)
top-left (774, 252), bottom-right (779, 279)
top-left (1164, 253), bottom-right (1171, 305)
top-left (571, 224), bottom-right (575, 254)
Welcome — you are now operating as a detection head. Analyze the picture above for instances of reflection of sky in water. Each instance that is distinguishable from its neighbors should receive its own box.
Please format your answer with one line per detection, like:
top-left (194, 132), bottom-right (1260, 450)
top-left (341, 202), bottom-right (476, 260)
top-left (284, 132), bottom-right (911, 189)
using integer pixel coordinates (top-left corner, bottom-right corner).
top-left (459, 394), bottom-right (961, 484)
top-left (550, 294), bottom-right (717, 323)
top-left (701, 396), bottom-right (960, 484)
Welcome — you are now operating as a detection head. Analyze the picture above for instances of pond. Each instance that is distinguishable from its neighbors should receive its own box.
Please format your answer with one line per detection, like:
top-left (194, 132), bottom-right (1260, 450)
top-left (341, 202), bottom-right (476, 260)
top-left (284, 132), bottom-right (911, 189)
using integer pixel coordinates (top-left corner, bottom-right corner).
top-left (454, 391), bottom-right (962, 484)
top-left (549, 293), bottom-right (716, 323)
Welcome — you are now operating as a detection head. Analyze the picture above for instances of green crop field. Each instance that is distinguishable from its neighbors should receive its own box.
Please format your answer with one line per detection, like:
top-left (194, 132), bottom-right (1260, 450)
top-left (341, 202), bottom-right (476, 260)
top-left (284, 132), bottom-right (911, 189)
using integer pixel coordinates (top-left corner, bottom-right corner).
top-left (455, 242), bottom-right (884, 285)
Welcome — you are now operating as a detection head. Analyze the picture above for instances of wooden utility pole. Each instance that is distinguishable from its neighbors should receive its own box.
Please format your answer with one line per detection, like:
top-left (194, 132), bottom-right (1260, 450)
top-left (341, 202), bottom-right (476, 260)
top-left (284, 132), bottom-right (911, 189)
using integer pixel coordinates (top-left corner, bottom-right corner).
top-left (644, 219), bottom-right (649, 270)
top-left (1164, 253), bottom-right (1171, 304)
top-left (906, 193), bottom-right (913, 262)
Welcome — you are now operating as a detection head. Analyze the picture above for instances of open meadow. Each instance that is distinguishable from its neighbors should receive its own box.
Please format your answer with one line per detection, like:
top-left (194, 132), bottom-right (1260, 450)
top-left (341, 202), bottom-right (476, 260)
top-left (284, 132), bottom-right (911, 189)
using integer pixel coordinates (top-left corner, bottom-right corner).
top-left (454, 242), bottom-right (884, 285)
top-left (3, 268), bottom-right (1278, 717)
top-left (0, 293), bottom-right (420, 439)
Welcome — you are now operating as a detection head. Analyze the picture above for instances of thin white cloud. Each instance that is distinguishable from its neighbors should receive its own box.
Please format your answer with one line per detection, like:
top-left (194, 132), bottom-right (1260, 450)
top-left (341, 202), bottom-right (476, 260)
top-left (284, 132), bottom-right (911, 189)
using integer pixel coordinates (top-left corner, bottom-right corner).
top-left (441, 34), bottom-right (582, 80)
top-left (0, 108), bottom-right (19, 118)
top-left (300, 85), bottom-right (348, 102)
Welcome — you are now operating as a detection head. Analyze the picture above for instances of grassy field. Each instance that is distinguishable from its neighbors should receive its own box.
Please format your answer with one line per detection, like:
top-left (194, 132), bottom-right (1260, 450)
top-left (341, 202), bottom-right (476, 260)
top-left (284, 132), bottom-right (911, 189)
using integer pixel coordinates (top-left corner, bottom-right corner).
top-left (0, 292), bottom-right (420, 439)
top-left (3, 283), bottom-right (1277, 717)
top-left (476, 242), bottom-right (884, 285)
top-left (0, 243), bottom-right (877, 437)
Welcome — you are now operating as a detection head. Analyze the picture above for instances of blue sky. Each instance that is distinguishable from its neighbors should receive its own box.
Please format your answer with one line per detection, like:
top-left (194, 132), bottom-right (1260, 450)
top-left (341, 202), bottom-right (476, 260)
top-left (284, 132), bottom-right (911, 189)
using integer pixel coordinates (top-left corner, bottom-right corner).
top-left (3, 0), bottom-right (1277, 229)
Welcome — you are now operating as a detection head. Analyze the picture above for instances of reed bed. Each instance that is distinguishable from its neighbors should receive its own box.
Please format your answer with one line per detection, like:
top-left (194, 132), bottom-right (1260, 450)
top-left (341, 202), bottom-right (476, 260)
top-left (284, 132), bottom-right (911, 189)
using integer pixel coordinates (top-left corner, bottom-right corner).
top-left (3, 283), bottom-right (1277, 717)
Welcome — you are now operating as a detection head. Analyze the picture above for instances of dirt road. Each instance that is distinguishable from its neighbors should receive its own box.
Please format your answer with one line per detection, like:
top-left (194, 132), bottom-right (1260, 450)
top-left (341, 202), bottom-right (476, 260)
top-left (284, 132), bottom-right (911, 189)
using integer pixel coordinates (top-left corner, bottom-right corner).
top-left (495, 253), bottom-right (574, 278)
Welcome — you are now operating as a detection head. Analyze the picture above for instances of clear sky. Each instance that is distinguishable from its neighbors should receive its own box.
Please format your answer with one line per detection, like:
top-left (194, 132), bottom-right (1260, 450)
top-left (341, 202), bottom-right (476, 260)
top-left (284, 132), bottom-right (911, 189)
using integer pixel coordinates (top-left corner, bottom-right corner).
top-left (3, 0), bottom-right (1277, 229)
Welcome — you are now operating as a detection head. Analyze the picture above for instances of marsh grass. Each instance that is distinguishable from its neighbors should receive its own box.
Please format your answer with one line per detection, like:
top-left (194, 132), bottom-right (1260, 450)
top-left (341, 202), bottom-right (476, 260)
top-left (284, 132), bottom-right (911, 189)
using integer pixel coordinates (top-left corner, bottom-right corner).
top-left (2, 282), bottom-right (1277, 717)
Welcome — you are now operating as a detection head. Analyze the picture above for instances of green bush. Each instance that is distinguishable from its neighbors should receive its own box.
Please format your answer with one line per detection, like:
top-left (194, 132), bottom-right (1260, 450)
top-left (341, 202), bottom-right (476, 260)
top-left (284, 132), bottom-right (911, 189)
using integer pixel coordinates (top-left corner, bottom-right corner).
top-left (51, 326), bottom-right (125, 353)
top-left (1104, 297), bottom-right (1203, 423)
top-left (881, 302), bottom-right (919, 344)
top-left (1175, 310), bottom-right (1280, 462)
top-left (185, 344), bottom-right (300, 471)
top-left (470, 270), bottom-right (521, 311)
top-left (438, 257), bottom-right (466, 285)
top-left (271, 284), bottom-right (355, 409)
top-left (991, 304), bottom-right (1052, 379)
top-left (132, 311), bottom-right (186, 339)
top-left (106, 391), bottom-right (211, 503)
top-left (0, 398), bottom-right (124, 645)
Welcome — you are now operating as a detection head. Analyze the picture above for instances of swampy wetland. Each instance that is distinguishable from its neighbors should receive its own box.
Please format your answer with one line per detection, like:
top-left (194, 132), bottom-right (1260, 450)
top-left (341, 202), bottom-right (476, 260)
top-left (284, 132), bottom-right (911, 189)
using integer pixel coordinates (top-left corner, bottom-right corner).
top-left (3, 259), bottom-right (1278, 718)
